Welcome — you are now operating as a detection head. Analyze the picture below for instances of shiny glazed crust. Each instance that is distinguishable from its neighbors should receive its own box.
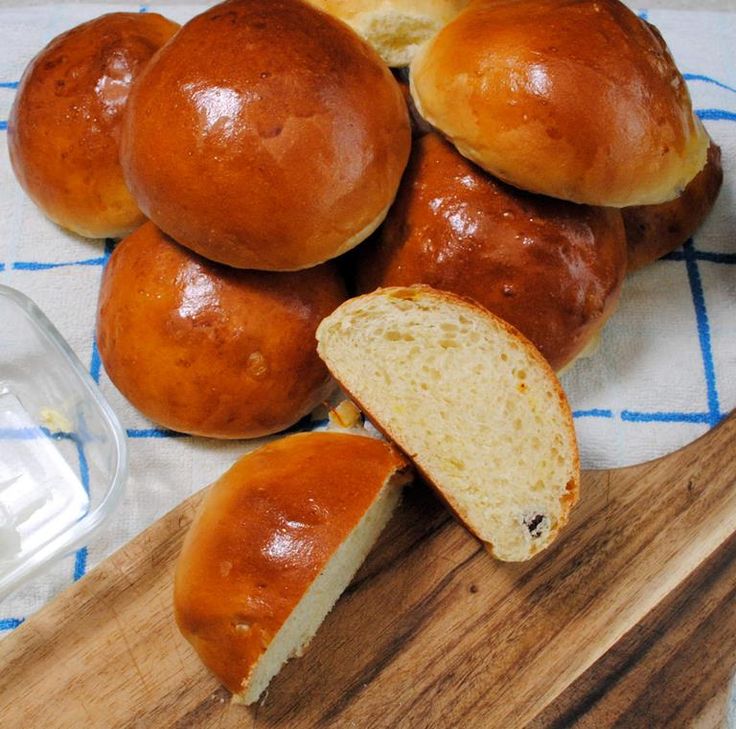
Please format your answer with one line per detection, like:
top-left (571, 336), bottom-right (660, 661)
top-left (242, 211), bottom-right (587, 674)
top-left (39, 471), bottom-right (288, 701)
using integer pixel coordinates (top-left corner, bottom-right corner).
top-left (7, 12), bottom-right (179, 238)
top-left (120, 0), bottom-right (411, 271)
top-left (624, 140), bottom-right (723, 271)
top-left (410, 0), bottom-right (709, 207)
top-left (96, 222), bottom-right (346, 438)
top-left (174, 432), bottom-right (408, 695)
top-left (356, 134), bottom-right (628, 371)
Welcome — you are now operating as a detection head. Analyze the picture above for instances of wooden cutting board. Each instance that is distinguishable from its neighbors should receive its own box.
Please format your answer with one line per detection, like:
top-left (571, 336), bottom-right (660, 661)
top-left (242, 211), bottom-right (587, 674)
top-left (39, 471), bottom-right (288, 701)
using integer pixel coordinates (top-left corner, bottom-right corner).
top-left (2, 413), bottom-right (736, 728)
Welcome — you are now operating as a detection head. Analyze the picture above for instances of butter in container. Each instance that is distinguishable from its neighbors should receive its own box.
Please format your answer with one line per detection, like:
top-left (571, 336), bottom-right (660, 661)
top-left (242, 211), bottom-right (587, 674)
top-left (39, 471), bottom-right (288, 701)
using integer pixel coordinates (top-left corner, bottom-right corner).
top-left (0, 284), bottom-right (126, 600)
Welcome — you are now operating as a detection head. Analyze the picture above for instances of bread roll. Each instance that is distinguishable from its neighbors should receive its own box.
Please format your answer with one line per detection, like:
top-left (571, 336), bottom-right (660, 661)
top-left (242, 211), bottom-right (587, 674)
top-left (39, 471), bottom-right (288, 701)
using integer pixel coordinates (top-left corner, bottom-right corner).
top-left (120, 0), bottom-right (411, 271)
top-left (7, 13), bottom-right (179, 239)
top-left (305, 0), bottom-right (469, 67)
top-left (96, 222), bottom-right (346, 439)
top-left (410, 0), bottom-right (709, 207)
top-left (317, 286), bottom-right (580, 561)
top-left (174, 432), bottom-right (410, 704)
top-left (356, 134), bottom-right (627, 372)
top-left (624, 140), bottom-right (723, 271)
top-left (393, 69), bottom-right (432, 137)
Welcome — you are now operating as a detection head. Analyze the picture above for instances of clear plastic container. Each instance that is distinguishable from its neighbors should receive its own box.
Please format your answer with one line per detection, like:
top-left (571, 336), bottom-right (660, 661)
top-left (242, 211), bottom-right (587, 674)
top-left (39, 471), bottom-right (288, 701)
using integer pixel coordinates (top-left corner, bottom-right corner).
top-left (0, 284), bottom-right (127, 600)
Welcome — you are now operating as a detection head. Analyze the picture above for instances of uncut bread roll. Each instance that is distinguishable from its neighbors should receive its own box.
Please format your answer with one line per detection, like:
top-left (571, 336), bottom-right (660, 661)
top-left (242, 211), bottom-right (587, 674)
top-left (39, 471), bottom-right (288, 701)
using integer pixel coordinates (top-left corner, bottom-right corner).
top-left (96, 222), bottom-right (346, 439)
top-left (317, 286), bottom-right (580, 561)
top-left (175, 432), bottom-right (410, 704)
top-left (393, 69), bottom-right (432, 137)
top-left (7, 12), bottom-right (179, 239)
top-left (410, 0), bottom-right (709, 207)
top-left (305, 0), bottom-right (469, 67)
top-left (356, 134), bottom-right (627, 372)
top-left (624, 140), bottom-right (723, 271)
top-left (121, 0), bottom-right (411, 271)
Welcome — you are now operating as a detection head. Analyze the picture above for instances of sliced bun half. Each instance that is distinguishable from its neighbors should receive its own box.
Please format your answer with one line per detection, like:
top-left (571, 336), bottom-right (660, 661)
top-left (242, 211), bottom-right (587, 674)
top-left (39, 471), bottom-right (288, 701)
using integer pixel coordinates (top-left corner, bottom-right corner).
top-left (316, 286), bottom-right (580, 561)
top-left (174, 431), bottom-right (410, 704)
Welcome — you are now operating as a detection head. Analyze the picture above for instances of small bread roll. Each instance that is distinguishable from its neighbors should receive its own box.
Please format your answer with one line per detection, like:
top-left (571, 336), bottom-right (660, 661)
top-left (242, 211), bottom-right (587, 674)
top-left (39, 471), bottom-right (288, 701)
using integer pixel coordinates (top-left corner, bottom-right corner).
top-left (393, 69), bottom-right (432, 137)
top-left (96, 222), bottom-right (346, 439)
top-left (305, 0), bottom-right (469, 67)
top-left (317, 286), bottom-right (580, 561)
top-left (121, 0), bottom-right (411, 271)
top-left (356, 134), bottom-right (627, 372)
top-left (175, 432), bottom-right (410, 704)
top-left (624, 140), bottom-right (723, 271)
top-left (7, 13), bottom-right (179, 238)
top-left (410, 0), bottom-right (709, 207)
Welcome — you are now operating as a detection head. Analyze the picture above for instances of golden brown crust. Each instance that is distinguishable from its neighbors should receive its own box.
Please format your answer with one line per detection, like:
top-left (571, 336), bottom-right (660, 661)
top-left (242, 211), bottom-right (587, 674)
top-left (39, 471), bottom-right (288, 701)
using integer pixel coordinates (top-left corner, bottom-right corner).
top-left (318, 285), bottom-right (581, 554)
top-left (96, 222), bottom-right (346, 438)
top-left (7, 12), bottom-right (179, 238)
top-left (410, 0), bottom-right (709, 207)
top-left (174, 432), bottom-right (408, 695)
top-left (392, 70), bottom-right (431, 137)
top-left (355, 134), bottom-right (628, 371)
top-left (624, 140), bottom-right (723, 271)
top-left (120, 0), bottom-right (411, 271)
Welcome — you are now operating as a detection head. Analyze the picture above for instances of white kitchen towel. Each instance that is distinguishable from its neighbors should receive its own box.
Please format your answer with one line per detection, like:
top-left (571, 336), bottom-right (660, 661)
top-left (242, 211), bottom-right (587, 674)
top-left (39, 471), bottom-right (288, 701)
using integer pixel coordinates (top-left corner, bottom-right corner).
top-left (0, 3), bottom-right (734, 630)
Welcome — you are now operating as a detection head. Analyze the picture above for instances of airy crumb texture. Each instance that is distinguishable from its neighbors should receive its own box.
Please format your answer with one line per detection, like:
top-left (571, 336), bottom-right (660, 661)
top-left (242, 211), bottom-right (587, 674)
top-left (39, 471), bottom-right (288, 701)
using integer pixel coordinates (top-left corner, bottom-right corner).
top-left (352, 12), bottom-right (443, 67)
top-left (306, 0), bottom-right (469, 67)
top-left (317, 286), bottom-right (580, 561)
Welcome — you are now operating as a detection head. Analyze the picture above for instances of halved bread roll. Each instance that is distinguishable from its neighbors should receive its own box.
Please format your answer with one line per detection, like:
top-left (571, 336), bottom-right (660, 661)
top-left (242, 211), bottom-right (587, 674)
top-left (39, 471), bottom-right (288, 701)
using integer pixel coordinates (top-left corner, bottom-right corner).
top-left (316, 286), bottom-right (580, 561)
top-left (174, 432), bottom-right (410, 704)
top-left (306, 0), bottom-right (469, 67)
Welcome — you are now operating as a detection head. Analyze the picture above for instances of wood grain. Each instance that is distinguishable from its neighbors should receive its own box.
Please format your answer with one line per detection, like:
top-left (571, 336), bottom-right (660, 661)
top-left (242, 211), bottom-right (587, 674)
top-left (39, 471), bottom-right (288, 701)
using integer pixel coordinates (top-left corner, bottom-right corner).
top-left (1, 413), bottom-right (735, 729)
top-left (530, 531), bottom-right (736, 728)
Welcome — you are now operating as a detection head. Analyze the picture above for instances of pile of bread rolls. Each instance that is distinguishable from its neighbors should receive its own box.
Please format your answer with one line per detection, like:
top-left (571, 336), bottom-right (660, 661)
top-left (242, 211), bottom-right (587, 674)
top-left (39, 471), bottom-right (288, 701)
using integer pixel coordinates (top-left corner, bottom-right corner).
top-left (9, 1), bottom-right (411, 439)
top-left (8, 0), bottom-right (722, 438)
top-left (7, 0), bottom-right (724, 706)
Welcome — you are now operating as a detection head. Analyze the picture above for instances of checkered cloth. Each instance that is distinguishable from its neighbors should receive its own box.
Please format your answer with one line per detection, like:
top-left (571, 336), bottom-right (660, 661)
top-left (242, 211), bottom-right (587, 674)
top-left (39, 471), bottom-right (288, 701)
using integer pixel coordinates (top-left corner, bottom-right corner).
top-left (0, 3), bottom-right (734, 631)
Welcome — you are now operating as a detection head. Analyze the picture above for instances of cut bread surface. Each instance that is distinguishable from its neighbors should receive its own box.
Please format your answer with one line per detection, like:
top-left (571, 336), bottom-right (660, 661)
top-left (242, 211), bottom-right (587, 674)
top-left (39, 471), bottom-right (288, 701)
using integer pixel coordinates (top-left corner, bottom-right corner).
top-left (317, 286), bottom-right (580, 561)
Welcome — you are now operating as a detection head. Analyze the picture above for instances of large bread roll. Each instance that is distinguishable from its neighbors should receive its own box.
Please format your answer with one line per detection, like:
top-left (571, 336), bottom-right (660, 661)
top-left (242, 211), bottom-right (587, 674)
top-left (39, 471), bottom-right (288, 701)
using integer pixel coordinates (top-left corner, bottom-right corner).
top-left (175, 432), bottom-right (410, 704)
top-left (305, 0), bottom-right (469, 67)
top-left (317, 286), bottom-right (580, 562)
top-left (96, 222), bottom-right (346, 439)
top-left (7, 13), bottom-right (179, 238)
top-left (121, 0), bottom-right (411, 271)
top-left (410, 0), bottom-right (709, 207)
top-left (356, 134), bottom-right (628, 372)
top-left (623, 140), bottom-right (723, 271)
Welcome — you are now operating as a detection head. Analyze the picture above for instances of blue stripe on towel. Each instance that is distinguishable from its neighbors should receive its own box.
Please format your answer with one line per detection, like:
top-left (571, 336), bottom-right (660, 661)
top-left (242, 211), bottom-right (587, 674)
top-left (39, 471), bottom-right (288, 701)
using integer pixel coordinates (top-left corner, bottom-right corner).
top-left (13, 257), bottom-right (107, 271)
top-left (684, 73), bottom-right (736, 94)
top-left (682, 240), bottom-right (722, 427)
top-left (696, 108), bottom-right (736, 122)
top-left (573, 409), bottom-right (614, 419)
top-left (0, 618), bottom-right (24, 631)
top-left (126, 428), bottom-right (188, 438)
top-left (73, 547), bottom-right (88, 581)
top-left (621, 410), bottom-right (711, 424)
top-left (664, 250), bottom-right (736, 264)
